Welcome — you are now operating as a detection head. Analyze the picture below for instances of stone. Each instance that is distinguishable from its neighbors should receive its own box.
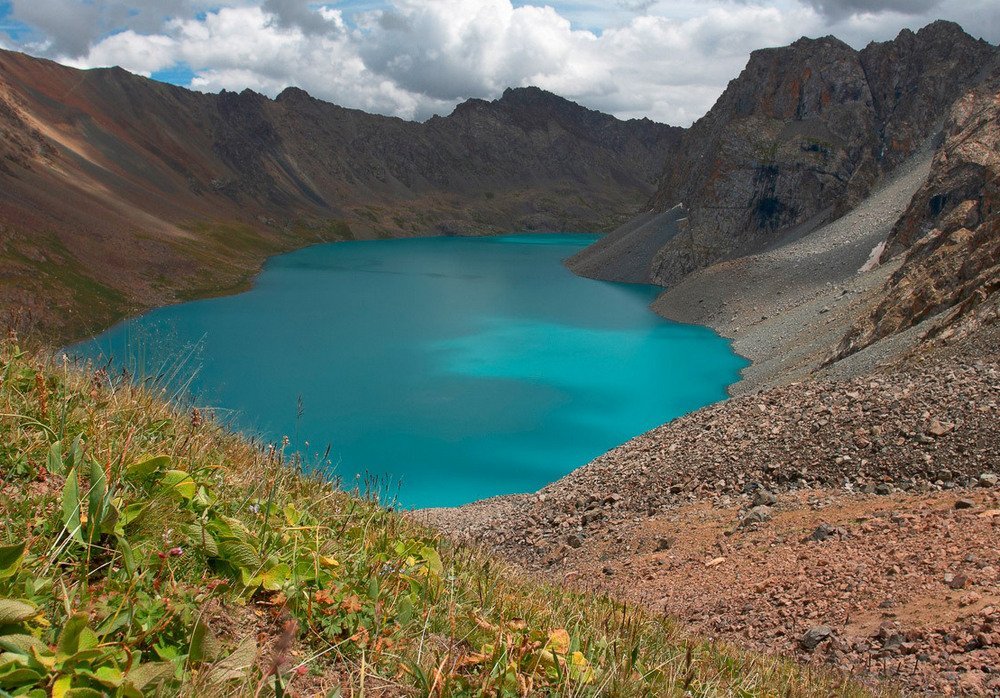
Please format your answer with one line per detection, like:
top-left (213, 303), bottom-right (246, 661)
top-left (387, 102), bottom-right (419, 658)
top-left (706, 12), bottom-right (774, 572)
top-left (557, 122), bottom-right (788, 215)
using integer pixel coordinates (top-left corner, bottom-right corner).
top-left (566, 534), bottom-right (584, 549)
top-left (979, 473), bottom-right (998, 487)
top-left (959, 592), bottom-right (982, 607)
top-left (654, 536), bottom-right (675, 552)
top-left (743, 505), bottom-right (772, 524)
top-left (874, 483), bottom-right (892, 495)
top-left (801, 626), bottom-right (833, 651)
top-left (926, 419), bottom-right (955, 437)
top-left (954, 499), bottom-right (976, 510)
top-left (948, 574), bottom-right (970, 590)
top-left (809, 523), bottom-right (837, 542)
top-left (752, 490), bottom-right (778, 507)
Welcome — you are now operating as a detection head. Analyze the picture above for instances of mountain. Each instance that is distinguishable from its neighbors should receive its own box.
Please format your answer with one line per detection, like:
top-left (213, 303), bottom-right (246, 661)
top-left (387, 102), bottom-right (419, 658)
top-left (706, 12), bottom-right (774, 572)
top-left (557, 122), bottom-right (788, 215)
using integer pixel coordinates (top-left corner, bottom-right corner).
top-left (568, 21), bottom-right (996, 286)
top-left (427, 25), bottom-right (1000, 695)
top-left (833, 58), bottom-right (1000, 360)
top-left (0, 52), bottom-right (680, 339)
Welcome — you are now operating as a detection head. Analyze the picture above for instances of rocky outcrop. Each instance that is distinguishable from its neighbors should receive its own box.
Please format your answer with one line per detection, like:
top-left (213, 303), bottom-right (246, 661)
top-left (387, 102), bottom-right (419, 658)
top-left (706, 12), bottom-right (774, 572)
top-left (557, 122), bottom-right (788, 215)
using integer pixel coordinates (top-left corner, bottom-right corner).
top-left (570, 21), bottom-right (995, 286)
top-left (833, 66), bottom-right (1000, 361)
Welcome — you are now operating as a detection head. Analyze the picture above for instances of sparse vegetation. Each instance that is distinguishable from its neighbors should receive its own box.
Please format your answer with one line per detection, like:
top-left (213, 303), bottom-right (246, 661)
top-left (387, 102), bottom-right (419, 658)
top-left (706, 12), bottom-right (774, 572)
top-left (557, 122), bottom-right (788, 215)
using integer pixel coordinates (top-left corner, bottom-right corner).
top-left (0, 339), bottom-right (880, 696)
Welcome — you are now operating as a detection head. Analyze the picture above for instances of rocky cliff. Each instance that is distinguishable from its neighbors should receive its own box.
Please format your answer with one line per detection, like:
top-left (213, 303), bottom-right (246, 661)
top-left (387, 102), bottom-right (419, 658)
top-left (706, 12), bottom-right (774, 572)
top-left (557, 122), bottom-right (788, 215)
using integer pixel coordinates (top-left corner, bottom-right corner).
top-left (0, 52), bottom-right (680, 339)
top-left (568, 21), bottom-right (996, 286)
top-left (833, 64), bottom-right (1000, 361)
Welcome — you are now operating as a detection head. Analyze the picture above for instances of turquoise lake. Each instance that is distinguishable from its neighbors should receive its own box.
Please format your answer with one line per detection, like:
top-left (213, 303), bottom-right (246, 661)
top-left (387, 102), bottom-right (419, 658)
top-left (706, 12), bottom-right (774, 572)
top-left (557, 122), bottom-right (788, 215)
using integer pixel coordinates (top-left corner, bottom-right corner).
top-left (74, 234), bottom-right (748, 508)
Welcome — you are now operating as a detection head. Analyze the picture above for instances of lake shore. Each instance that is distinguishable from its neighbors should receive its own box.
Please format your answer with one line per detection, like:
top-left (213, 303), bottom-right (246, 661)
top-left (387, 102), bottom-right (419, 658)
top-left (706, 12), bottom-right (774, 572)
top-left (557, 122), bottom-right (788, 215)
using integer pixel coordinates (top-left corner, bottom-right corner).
top-left (417, 143), bottom-right (1000, 694)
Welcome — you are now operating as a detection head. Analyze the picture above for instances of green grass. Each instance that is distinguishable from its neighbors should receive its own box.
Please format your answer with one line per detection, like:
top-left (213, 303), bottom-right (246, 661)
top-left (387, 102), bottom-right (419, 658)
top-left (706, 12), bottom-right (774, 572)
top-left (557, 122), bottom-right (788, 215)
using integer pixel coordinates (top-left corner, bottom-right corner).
top-left (0, 235), bottom-right (129, 343)
top-left (0, 341), bottom-right (886, 697)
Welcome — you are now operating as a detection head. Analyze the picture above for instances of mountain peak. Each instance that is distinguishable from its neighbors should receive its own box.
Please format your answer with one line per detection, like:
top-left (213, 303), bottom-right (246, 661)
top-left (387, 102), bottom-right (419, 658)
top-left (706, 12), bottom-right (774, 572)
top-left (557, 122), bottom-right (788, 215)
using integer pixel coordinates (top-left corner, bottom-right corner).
top-left (276, 86), bottom-right (312, 103)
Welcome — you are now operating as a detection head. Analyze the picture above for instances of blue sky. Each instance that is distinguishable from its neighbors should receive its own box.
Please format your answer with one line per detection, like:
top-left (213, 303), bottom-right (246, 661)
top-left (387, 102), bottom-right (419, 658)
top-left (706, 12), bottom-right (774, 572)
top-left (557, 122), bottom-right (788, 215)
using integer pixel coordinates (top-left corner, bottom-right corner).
top-left (1, 0), bottom-right (997, 124)
top-left (0, 2), bottom-right (26, 39)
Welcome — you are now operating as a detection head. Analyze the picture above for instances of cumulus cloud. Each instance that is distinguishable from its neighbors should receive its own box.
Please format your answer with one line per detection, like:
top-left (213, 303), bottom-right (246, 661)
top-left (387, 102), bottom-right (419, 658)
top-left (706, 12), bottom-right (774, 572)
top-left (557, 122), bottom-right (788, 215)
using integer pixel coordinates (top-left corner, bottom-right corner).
top-left (261, 0), bottom-right (345, 35)
top-left (5, 0), bottom-right (1000, 126)
top-left (356, 1), bottom-right (584, 101)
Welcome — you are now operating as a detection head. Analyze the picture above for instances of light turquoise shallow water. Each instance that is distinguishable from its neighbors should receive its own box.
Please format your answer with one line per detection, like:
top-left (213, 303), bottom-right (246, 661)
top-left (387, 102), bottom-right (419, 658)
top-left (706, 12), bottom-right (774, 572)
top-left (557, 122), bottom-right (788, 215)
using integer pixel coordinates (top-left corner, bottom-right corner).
top-left (74, 234), bottom-right (748, 508)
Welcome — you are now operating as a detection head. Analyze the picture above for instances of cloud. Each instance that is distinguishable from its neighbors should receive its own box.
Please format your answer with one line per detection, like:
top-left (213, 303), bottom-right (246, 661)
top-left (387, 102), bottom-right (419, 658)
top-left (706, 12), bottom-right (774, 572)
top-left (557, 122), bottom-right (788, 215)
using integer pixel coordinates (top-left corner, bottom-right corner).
top-left (10, 0), bottom-right (102, 55)
top-left (617, 0), bottom-right (657, 12)
top-left (261, 0), bottom-right (345, 35)
top-left (6, 0), bottom-right (1000, 127)
top-left (800, 0), bottom-right (940, 19)
top-left (74, 29), bottom-right (177, 75)
top-left (356, 0), bottom-right (583, 101)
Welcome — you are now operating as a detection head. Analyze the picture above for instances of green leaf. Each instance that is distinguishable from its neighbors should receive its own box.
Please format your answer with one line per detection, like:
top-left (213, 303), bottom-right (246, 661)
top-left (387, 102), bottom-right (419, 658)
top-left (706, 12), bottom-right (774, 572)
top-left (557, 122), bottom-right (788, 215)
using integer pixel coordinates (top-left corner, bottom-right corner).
top-left (0, 649), bottom-right (29, 666)
top-left (64, 689), bottom-right (106, 698)
top-left (206, 637), bottom-right (256, 684)
top-left (95, 609), bottom-right (132, 640)
top-left (92, 665), bottom-right (123, 688)
top-left (51, 672), bottom-right (71, 698)
top-left (115, 535), bottom-right (137, 576)
top-left (217, 539), bottom-right (260, 572)
top-left (396, 595), bottom-right (414, 626)
top-left (125, 455), bottom-right (171, 482)
top-left (56, 614), bottom-right (92, 658)
top-left (69, 435), bottom-right (85, 471)
top-left (61, 469), bottom-right (83, 543)
top-left (160, 470), bottom-right (196, 500)
top-left (421, 546), bottom-right (443, 576)
top-left (86, 461), bottom-right (108, 544)
top-left (0, 666), bottom-right (43, 689)
top-left (184, 523), bottom-right (218, 557)
top-left (0, 600), bottom-right (36, 626)
top-left (0, 634), bottom-right (46, 655)
top-left (189, 619), bottom-right (222, 664)
top-left (123, 661), bottom-right (173, 691)
top-left (117, 503), bottom-right (146, 529)
top-left (193, 487), bottom-right (215, 509)
top-left (259, 564), bottom-right (290, 592)
top-left (0, 544), bottom-right (25, 580)
top-left (98, 503), bottom-right (119, 536)
top-left (47, 441), bottom-right (63, 475)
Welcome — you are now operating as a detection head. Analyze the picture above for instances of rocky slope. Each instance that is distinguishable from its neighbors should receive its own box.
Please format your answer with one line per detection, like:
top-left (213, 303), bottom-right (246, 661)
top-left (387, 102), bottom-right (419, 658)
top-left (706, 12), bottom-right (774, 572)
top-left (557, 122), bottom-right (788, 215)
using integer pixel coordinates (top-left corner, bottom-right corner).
top-left (568, 21), bottom-right (996, 287)
top-left (421, 321), bottom-right (1000, 694)
top-left (833, 63), bottom-right (1000, 361)
top-left (0, 52), bottom-right (679, 340)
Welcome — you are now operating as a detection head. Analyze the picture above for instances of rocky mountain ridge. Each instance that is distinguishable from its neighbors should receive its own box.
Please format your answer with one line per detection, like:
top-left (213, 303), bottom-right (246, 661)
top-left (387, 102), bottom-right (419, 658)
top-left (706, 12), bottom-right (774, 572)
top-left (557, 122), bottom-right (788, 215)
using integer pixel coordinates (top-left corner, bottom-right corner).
top-left (0, 52), bottom-right (679, 339)
top-left (569, 21), bottom-right (996, 294)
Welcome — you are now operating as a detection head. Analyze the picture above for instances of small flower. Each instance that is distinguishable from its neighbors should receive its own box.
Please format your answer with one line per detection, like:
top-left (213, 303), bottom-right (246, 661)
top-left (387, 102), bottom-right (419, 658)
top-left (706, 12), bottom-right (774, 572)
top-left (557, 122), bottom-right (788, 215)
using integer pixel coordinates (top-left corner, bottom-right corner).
top-left (169, 547), bottom-right (184, 557)
top-left (294, 665), bottom-right (308, 677)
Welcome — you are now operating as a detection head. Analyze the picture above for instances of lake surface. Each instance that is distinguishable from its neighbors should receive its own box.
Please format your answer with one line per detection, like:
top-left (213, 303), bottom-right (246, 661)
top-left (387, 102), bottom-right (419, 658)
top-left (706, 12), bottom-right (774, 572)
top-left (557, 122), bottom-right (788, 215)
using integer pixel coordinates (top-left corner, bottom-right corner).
top-left (74, 234), bottom-right (748, 507)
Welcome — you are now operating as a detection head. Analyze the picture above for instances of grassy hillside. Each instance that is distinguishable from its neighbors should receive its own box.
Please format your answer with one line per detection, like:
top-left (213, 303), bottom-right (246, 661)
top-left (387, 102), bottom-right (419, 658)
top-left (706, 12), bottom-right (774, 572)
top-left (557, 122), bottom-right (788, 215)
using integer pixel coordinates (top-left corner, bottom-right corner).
top-left (0, 339), bottom-right (881, 697)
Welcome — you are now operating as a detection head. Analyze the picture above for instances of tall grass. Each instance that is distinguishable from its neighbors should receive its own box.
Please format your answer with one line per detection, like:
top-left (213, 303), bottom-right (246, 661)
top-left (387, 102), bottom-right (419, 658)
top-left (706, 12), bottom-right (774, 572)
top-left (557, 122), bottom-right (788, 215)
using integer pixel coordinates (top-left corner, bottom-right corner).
top-left (0, 338), bottom-right (887, 697)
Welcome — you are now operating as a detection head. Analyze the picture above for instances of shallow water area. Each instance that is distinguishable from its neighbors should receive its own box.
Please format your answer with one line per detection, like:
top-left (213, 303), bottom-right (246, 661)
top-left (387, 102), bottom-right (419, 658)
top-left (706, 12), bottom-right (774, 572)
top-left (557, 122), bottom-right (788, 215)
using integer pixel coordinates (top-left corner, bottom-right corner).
top-left (75, 234), bottom-right (748, 507)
